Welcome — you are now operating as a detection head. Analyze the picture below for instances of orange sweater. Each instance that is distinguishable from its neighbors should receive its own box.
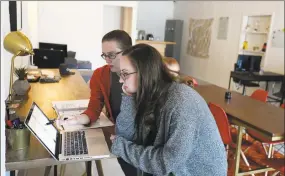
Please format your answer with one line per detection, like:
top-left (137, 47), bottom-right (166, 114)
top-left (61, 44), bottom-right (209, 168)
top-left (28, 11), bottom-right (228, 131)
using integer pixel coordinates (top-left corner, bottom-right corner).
top-left (82, 65), bottom-right (114, 123)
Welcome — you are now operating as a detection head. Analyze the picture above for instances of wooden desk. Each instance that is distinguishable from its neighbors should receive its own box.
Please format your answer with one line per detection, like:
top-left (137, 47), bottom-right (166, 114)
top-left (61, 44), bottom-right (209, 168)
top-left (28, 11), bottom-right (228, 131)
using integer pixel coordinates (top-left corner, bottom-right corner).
top-left (195, 84), bottom-right (284, 176)
top-left (5, 69), bottom-right (114, 176)
top-left (228, 71), bottom-right (284, 104)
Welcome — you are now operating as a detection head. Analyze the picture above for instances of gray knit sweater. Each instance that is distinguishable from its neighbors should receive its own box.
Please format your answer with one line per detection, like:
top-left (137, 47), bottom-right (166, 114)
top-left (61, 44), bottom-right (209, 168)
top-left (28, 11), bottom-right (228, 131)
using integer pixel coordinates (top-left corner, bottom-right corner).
top-left (111, 82), bottom-right (227, 176)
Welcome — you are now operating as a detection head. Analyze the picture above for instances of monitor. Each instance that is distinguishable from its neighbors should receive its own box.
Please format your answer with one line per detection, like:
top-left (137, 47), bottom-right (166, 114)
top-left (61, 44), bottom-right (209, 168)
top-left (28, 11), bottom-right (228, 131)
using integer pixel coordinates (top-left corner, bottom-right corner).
top-left (248, 55), bottom-right (262, 72)
top-left (39, 42), bottom-right (67, 57)
top-left (33, 49), bottom-right (65, 68)
top-left (236, 54), bottom-right (262, 72)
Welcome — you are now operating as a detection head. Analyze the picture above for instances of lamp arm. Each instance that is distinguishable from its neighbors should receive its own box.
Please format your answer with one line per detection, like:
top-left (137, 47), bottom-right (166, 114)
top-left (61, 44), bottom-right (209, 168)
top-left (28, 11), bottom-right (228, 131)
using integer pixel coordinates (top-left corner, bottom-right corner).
top-left (9, 51), bottom-right (22, 101)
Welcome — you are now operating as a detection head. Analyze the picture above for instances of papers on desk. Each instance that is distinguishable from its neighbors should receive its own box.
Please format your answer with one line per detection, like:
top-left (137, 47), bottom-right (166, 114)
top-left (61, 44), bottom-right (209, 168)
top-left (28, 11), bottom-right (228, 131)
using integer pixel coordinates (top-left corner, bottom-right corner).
top-left (41, 70), bottom-right (55, 78)
top-left (52, 99), bottom-right (114, 132)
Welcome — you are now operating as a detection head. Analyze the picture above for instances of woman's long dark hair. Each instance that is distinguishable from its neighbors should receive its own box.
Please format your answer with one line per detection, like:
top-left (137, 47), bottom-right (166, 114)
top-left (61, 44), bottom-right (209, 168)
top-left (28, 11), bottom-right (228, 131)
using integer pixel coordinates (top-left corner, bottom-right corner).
top-left (122, 44), bottom-right (174, 146)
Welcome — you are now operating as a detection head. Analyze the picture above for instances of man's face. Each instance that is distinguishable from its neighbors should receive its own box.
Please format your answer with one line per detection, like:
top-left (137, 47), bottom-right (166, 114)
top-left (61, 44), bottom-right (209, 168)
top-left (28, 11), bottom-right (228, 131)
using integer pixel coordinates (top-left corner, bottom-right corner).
top-left (102, 41), bottom-right (122, 72)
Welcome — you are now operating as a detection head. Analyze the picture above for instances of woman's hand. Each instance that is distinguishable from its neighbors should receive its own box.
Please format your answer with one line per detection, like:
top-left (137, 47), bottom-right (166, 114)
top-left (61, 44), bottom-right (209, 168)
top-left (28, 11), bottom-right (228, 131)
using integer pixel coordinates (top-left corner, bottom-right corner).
top-left (110, 134), bottom-right (116, 143)
top-left (56, 114), bottom-right (90, 127)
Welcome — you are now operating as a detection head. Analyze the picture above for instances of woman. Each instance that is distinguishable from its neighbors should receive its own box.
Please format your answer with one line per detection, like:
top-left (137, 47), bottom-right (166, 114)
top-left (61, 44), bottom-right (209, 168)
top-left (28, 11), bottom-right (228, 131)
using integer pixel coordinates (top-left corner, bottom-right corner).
top-left (57, 30), bottom-right (137, 175)
top-left (111, 44), bottom-right (227, 176)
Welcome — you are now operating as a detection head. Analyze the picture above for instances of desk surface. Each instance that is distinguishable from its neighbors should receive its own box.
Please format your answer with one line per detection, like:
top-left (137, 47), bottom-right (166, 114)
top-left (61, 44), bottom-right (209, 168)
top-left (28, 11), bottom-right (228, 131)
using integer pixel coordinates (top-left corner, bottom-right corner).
top-left (230, 71), bottom-right (284, 82)
top-left (195, 84), bottom-right (284, 141)
top-left (6, 69), bottom-right (114, 171)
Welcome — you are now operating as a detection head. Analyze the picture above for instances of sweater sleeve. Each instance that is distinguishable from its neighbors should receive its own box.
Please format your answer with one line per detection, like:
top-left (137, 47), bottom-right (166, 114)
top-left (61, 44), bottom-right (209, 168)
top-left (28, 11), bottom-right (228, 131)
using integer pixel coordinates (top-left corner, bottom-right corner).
top-left (82, 69), bottom-right (104, 123)
top-left (115, 94), bottom-right (136, 140)
top-left (111, 97), bottom-right (201, 175)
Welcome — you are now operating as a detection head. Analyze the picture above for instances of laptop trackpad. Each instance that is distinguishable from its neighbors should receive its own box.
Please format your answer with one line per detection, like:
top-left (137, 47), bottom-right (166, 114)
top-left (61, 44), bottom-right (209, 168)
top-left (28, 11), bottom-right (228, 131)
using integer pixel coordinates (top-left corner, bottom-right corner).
top-left (85, 128), bottom-right (110, 157)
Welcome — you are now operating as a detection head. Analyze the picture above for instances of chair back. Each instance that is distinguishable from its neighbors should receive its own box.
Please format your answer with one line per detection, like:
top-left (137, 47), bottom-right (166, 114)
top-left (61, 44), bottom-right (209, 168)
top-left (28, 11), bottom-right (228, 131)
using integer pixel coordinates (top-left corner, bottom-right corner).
top-left (208, 102), bottom-right (232, 145)
top-left (250, 89), bottom-right (268, 102)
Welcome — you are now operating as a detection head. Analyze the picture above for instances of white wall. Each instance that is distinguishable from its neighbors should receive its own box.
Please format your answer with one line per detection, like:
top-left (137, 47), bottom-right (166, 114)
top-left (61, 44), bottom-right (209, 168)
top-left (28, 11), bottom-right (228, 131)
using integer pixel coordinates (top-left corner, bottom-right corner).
top-left (38, 1), bottom-right (106, 70)
top-left (37, 1), bottom-right (138, 70)
top-left (174, 1), bottom-right (284, 89)
top-left (137, 1), bottom-right (174, 41)
top-left (103, 5), bottom-right (121, 35)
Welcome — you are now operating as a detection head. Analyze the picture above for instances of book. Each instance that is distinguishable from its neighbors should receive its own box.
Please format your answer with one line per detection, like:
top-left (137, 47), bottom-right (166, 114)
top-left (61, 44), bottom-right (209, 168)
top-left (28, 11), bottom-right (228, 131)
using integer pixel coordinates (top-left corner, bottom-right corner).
top-left (52, 99), bottom-right (114, 132)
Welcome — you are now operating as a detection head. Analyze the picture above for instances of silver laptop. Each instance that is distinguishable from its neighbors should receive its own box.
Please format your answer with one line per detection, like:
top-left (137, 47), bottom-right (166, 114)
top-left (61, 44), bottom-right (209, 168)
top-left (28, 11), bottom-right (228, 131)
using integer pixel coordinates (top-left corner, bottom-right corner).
top-left (24, 102), bottom-right (110, 161)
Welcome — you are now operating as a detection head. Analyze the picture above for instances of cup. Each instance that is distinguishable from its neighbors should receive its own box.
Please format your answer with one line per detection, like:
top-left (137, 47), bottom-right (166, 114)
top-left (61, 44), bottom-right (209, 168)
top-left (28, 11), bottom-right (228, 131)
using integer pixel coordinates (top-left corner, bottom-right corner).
top-left (225, 91), bottom-right (232, 100)
top-left (6, 128), bottom-right (31, 150)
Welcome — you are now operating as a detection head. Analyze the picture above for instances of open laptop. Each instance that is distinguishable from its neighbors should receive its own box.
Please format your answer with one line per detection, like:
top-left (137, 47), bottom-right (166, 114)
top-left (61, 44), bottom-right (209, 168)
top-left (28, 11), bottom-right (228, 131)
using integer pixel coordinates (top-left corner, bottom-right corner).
top-left (33, 49), bottom-right (65, 68)
top-left (24, 102), bottom-right (110, 161)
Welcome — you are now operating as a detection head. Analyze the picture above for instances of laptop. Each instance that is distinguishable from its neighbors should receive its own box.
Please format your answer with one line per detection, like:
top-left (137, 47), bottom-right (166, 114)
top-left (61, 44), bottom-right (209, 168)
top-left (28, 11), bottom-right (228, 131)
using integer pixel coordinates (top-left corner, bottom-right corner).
top-left (33, 49), bottom-right (65, 68)
top-left (24, 102), bottom-right (110, 161)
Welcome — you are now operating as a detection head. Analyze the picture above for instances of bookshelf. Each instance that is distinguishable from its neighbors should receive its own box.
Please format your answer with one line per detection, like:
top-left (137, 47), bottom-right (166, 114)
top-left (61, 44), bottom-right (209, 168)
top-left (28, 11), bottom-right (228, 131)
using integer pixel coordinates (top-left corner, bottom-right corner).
top-left (238, 14), bottom-right (273, 67)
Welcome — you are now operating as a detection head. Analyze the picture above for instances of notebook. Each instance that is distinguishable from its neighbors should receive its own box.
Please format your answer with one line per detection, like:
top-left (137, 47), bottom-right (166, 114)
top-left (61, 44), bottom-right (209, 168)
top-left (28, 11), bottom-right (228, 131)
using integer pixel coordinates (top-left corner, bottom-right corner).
top-left (52, 99), bottom-right (114, 131)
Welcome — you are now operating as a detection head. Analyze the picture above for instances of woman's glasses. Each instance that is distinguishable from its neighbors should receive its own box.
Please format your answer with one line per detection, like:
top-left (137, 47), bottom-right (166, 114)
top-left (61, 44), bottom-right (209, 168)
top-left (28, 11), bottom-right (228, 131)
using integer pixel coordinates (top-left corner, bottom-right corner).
top-left (117, 71), bottom-right (137, 81)
top-left (101, 51), bottom-right (123, 60)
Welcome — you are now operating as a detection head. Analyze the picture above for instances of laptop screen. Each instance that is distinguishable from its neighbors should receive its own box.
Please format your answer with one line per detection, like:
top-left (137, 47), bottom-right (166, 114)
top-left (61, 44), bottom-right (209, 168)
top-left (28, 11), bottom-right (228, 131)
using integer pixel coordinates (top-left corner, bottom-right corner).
top-left (25, 103), bottom-right (58, 156)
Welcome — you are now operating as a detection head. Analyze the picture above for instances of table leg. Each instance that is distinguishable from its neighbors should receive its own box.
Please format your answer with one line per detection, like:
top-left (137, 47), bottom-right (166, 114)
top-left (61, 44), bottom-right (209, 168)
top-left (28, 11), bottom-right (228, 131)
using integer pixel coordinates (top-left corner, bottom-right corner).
top-left (60, 164), bottom-right (66, 176)
top-left (10, 170), bottom-right (15, 176)
top-left (242, 85), bottom-right (246, 95)
top-left (228, 76), bottom-right (232, 90)
top-left (265, 81), bottom-right (269, 91)
top-left (234, 126), bottom-right (243, 176)
top-left (85, 161), bottom-right (92, 176)
top-left (17, 170), bottom-right (28, 176)
top-left (44, 166), bottom-right (52, 176)
top-left (95, 160), bottom-right (104, 176)
top-left (54, 165), bottom-right (58, 176)
top-left (280, 79), bottom-right (284, 106)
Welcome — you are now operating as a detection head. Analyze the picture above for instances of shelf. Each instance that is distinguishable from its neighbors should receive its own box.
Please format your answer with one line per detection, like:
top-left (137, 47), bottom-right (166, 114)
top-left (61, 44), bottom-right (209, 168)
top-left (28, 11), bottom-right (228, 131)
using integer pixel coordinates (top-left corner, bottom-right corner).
top-left (240, 50), bottom-right (265, 55)
top-left (243, 31), bottom-right (268, 35)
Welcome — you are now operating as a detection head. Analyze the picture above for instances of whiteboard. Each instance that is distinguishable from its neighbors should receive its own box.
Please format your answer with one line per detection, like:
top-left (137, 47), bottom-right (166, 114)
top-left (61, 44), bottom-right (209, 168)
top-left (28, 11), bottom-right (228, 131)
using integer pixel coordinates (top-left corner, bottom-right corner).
top-left (272, 30), bottom-right (284, 48)
top-left (217, 17), bottom-right (229, 40)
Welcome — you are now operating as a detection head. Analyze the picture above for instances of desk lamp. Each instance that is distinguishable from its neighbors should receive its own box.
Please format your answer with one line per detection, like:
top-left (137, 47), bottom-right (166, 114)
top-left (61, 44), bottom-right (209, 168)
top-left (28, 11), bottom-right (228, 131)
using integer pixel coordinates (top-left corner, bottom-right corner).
top-left (3, 31), bottom-right (34, 102)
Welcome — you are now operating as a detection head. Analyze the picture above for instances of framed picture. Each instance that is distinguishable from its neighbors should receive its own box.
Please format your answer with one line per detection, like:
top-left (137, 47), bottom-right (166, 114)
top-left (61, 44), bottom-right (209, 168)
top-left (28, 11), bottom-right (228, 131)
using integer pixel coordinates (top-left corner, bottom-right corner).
top-left (17, 1), bottom-right (22, 30)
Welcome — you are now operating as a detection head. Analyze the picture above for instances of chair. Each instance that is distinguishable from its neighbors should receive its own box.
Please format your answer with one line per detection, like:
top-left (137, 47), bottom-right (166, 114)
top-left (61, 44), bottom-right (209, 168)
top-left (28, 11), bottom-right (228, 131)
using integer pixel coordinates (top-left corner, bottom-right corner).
top-left (250, 89), bottom-right (268, 102)
top-left (261, 158), bottom-right (285, 176)
top-left (246, 90), bottom-right (284, 159)
top-left (208, 103), bottom-right (252, 170)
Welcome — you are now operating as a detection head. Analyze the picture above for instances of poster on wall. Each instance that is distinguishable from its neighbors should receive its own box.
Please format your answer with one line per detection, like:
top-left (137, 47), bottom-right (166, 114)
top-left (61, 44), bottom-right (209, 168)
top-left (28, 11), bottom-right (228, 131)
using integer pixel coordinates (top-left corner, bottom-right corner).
top-left (217, 17), bottom-right (229, 40)
top-left (187, 18), bottom-right (214, 58)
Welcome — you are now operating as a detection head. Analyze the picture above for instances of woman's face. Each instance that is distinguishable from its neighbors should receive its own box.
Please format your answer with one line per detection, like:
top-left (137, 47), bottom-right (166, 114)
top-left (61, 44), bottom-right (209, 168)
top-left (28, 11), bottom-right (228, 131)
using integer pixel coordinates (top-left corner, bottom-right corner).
top-left (119, 55), bottom-right (138, 94)
top-left (102, 41), bottom-right (122, 72)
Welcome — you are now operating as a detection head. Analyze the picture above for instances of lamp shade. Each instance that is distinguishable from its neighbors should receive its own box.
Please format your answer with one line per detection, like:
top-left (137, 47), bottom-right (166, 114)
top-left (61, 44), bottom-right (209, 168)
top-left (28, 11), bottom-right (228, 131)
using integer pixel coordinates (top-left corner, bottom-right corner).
top-left (4, 31), bottom-right (34, 56)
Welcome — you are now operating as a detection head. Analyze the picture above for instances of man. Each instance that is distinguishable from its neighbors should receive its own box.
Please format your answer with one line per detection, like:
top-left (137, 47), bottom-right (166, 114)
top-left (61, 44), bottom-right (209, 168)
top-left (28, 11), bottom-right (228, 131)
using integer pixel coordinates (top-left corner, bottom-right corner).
top-left (57, 30), bottom-right (136, 175)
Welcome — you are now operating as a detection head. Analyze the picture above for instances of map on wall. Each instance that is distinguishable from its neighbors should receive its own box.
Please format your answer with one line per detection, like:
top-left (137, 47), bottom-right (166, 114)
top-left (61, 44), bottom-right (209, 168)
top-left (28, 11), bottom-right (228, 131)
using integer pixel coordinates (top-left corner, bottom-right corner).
top-left (187, 18), bottom-right (214, 58)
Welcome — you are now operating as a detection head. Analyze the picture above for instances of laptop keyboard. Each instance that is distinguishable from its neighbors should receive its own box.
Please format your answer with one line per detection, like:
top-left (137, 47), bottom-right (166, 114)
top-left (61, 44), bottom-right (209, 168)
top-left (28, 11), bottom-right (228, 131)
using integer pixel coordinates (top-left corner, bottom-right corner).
top-left (64, 131), bottom-right (88, 156)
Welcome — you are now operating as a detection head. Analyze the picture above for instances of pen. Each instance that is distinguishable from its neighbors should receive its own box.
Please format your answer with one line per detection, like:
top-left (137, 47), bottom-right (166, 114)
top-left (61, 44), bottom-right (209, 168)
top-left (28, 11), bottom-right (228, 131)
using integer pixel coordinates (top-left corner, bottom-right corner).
top-left (46, 118), bottom-right (68, 125)
top-left (46, 119), bottom-right (56, 125)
